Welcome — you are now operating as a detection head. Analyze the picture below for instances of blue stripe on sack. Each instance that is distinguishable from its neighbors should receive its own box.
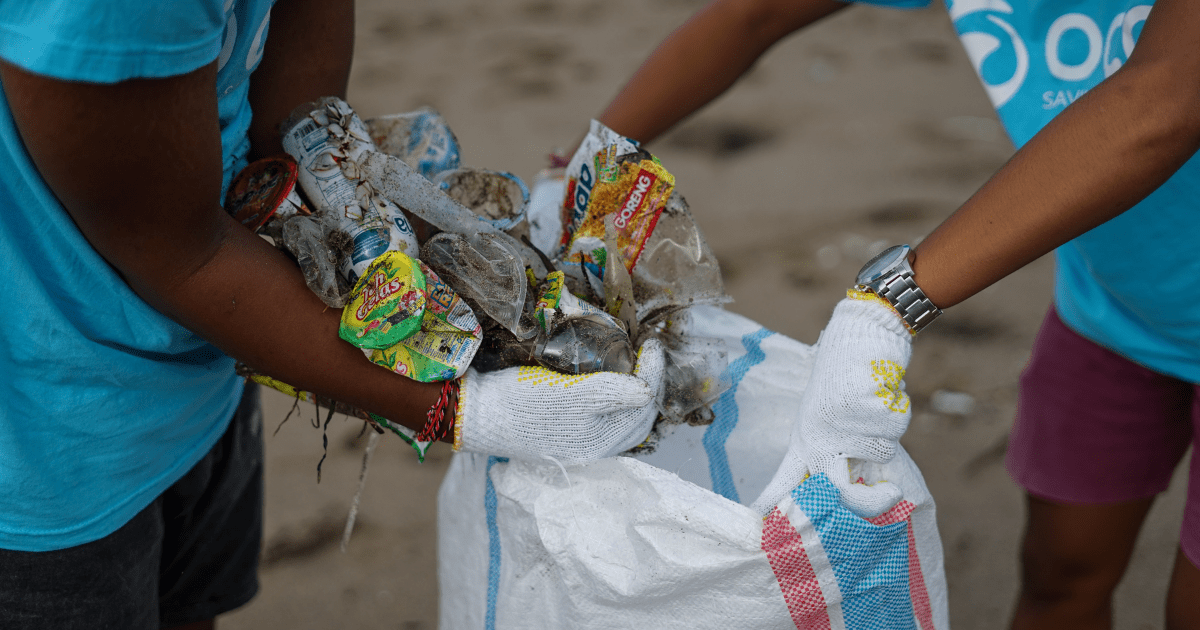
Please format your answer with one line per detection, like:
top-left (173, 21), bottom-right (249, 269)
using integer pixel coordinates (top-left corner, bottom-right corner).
top-left (703, 328), bottom-right (774, 502)
top-left (792, 474), bottom-right (916, 630)
top-left (485, 456), bottom-right (508, 630)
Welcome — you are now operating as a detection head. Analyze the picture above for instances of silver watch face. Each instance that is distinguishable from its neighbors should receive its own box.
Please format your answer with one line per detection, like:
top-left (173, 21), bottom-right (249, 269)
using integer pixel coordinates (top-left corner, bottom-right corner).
top-left (856, 245), bottom-right (910, 286)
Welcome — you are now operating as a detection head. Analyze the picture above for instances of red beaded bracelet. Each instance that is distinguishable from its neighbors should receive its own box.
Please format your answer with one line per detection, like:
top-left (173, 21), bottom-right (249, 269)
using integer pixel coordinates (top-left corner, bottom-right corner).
top-left (416, 379), bottom-right (458, 443)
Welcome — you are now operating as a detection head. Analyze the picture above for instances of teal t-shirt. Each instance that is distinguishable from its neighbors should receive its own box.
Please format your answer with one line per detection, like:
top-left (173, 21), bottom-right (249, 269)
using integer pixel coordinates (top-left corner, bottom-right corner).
top-left (0, 0), bottom-right (273, 551)
top-left (859, 0), bottom-right (1200, 383)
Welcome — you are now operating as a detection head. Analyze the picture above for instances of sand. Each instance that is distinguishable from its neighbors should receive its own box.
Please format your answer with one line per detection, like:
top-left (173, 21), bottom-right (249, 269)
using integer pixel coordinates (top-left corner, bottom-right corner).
top-left (223, 2), bottom-right (1191, 628)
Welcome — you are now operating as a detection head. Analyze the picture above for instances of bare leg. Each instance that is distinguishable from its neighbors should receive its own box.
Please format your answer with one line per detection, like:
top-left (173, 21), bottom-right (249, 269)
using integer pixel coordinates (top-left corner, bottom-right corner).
top-left (1010, 494), bottom-right (1154, 630)
top-left (1166, 549), bottom-right (1200, 630)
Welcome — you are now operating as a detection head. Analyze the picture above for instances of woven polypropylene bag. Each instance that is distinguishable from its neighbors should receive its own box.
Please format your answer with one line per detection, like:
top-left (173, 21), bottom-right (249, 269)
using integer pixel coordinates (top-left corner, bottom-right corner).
top-left (437, 305), bottom-right (948, 630)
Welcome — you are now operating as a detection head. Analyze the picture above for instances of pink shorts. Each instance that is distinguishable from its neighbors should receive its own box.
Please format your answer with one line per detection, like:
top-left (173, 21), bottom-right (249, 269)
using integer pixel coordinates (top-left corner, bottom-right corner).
top-left (1006, 308), bottom-right (1200, 567)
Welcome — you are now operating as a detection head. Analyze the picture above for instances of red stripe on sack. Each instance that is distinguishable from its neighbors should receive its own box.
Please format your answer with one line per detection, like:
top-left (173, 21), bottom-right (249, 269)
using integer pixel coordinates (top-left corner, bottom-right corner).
top-left (865, 499), bottom-right (915, 527)
top-left (906, 523), bottom-right (935, 630)
top-left (762, 508), bottom-right (832, 630)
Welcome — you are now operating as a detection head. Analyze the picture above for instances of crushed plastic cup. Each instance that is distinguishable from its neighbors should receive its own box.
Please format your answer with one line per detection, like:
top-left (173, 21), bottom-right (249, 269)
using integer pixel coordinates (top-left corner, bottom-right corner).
top-left (631, 191), bottom-right (729, 323)
top-left (434, 168), bottom-right (529, 231)
top-left (534, 316), bottom-right (635, 375)
top-left (421, 232), bottom-right (538, 340)
top-left (281, 213), bottom-right (352, 308)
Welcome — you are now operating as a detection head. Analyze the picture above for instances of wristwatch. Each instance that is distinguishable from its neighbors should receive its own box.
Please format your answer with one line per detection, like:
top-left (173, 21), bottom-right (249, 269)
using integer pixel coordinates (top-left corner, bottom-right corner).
top-left (855, 244), bottom-right (942, 333)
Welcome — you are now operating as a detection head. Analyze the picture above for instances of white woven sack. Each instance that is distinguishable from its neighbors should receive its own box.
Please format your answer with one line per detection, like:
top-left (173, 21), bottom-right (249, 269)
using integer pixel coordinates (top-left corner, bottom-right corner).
top-left (437, 306), bottom-right (949, 630)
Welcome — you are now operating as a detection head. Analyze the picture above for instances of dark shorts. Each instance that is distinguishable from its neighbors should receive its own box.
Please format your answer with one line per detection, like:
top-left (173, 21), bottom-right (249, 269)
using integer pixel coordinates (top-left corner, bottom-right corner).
top-left (1006, 308), bottom-right (1200, 567)
top-left (0, 385), bottom-right (264, 629)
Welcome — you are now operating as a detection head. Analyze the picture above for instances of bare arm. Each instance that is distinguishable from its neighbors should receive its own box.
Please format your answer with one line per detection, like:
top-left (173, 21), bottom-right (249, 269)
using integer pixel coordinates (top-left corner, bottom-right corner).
top-left (598, 0), bottom-right (846, 144)
top-left (247, 0), bottom-right (355, 159)
top-left (911, 0), bottom-right (1200, 308)
top-left (0, 0), bottom-right (445, 434)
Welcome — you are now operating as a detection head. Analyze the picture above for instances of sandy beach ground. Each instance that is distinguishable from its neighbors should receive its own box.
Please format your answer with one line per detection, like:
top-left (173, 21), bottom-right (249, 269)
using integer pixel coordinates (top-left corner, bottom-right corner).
top-left (225, 1), bottom-right (1191, 628)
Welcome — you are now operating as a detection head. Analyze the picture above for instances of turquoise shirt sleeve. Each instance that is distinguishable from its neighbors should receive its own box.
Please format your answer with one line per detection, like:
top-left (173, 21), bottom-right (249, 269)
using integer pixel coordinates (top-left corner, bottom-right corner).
top-left (0, 0), bottom-right (224, 83)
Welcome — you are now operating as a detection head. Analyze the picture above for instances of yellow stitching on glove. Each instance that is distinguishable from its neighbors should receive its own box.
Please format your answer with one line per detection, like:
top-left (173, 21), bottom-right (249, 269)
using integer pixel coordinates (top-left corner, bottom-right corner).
top-left (871, 359), bottom-right (910, 413)
top-left (453, 374), bottom-right (467, 452)
top-left (517, 365), bottom-right (588, 387)
top-left (847, 289), bottom-right (917, 337)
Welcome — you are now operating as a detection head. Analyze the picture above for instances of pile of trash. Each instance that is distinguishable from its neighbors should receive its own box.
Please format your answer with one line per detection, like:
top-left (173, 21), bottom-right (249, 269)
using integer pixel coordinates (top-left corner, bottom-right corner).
top-left (228, 98), bottom-right (732, 457)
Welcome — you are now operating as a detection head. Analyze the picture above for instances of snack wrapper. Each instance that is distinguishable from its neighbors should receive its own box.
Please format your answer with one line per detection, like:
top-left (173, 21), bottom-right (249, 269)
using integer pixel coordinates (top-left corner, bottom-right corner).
top-left (560, 119), bottom-right (640, 251)
top-left (363, 260), bottom-right (483, 382)
top-left (339, 252), bottom-right (427, 350)
top-left (534, 270), bottom-right (612, 331)
top-left (561, 122), bottom-right (675, 274)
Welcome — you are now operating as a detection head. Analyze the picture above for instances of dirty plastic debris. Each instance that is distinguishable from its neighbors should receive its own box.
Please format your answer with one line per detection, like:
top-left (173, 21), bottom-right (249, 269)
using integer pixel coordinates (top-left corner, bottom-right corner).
top-left (281, 213), bottom-right (352, 308)
top-left (648, 308), bottom-right (731, 423)
top-left (434, 168), bottom-right (529, 231)
top-left (365, 108), bottom-right (461, 181)
top-left (339, 251), bottom-right (427, 350)
top-left (472, 269), bottom-right (633, 375)
top-left (603, 217), bottom-right (638, 337)
top-left (535, 316), bottom-right (635, 375)
top-left (421, 232), bottom-right (537, 340)
top-left (359, 150), bottom-right (547, 277)
top-left (281, 98), bottom-right (420, 283)
top-left (631, 191), bottom-right (729, 323)
top-left (526, 168), bottom-right (566, 255)
top-left (225, 155), bottom-right (311, 235)
top-left (362, 259), bottom-right (483, 382)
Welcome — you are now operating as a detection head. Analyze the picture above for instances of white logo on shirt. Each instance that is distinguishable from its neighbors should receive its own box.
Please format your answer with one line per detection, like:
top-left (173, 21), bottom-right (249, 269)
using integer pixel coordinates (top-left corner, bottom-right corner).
top-left (949, 1), bottom-right (1152, 110)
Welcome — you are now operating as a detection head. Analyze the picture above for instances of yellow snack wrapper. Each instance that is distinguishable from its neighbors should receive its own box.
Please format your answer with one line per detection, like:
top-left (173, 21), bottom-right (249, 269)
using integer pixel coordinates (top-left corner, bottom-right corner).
top-left (339, 251), bottom-right (427, 350)
top-left (567, 153), bottom-right (674, 273)
top-left (363, 260), bottom-right (483, 382)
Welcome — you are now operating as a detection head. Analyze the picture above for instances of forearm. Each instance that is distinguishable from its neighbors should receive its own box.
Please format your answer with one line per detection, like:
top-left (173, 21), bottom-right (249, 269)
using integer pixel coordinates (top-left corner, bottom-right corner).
top-left (151, 218), bottom-right (443, 430)
top-left (912, 4), bottom-right (1200, 308)
top-left (2, 57), bottom-right (444, 435)
top-left (598, 0), bottom-right (845, 144)
top-left (248, 0), bottom-right (354, 159)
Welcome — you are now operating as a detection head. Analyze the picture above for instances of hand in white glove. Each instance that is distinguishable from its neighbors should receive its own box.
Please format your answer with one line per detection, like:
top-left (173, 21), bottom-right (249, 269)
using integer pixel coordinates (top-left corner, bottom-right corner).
top-left (751, 293), bottom-right (914, 518)
top-left (454, 338), bottom-right (666, 462)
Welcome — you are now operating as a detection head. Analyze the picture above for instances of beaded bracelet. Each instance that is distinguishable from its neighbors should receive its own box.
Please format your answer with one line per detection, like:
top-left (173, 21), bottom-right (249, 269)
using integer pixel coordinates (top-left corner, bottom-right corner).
top-left (416, 379), bottom-right (459, 443)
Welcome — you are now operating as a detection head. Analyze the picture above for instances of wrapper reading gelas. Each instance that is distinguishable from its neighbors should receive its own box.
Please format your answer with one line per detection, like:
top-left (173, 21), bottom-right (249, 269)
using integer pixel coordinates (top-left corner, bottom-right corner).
top-left (339, 251), bottom-right (427, 350)
top-left (364, 260), bottom-right (483, 382)
top-left (567, 153), bottom-right (674, 274)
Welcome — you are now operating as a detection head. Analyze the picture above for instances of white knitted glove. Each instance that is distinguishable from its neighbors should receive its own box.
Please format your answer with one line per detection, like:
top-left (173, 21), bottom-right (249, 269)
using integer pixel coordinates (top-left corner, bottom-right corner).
top-left (455, 339), bottom-right (666, 462)
top-left (751, 294), bottom-right (914, 518)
